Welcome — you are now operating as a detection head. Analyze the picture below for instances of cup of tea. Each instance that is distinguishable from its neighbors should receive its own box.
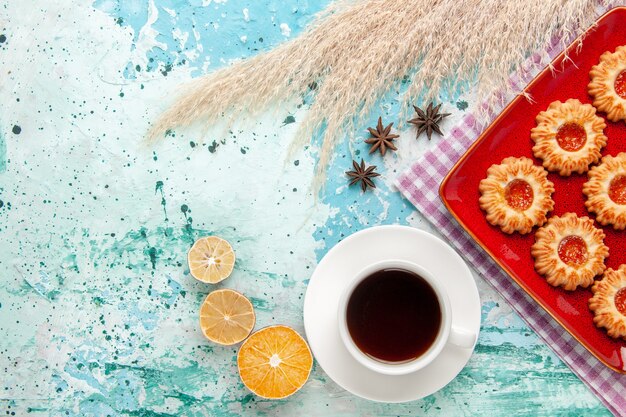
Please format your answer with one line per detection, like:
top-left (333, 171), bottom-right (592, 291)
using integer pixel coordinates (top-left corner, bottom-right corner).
top-left (337, 259), bottom-right (476, 375)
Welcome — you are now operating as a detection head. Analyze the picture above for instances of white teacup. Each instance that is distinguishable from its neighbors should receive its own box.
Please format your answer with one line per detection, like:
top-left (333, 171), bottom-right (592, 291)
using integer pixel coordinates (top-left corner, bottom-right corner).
top-left (337, 259), bottom-right (476, 376)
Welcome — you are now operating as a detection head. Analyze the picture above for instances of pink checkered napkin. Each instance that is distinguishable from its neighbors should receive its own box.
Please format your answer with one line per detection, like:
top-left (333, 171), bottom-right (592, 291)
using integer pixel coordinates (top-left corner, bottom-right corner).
top-left (394, 43), bottom-right (626, 417)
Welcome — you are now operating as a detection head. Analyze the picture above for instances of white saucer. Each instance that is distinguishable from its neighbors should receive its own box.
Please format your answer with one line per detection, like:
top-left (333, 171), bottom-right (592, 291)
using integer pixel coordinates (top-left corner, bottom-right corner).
top-left (303, 225), bottom-right (481, 403)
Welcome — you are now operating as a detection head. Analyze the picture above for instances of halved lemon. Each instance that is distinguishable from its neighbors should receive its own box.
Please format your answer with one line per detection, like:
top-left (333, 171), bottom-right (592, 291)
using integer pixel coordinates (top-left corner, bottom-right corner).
top-left (188, 236), bottom-right (235, 283)
top-left (199, 289), bottom-right (255, 345)
top-left (237, 325), bottom-right (313, 399)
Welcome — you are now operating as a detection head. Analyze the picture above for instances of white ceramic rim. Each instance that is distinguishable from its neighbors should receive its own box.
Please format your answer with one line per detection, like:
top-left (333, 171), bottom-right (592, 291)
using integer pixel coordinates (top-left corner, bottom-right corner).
top-left (337, 259), bottom-right (452, 376)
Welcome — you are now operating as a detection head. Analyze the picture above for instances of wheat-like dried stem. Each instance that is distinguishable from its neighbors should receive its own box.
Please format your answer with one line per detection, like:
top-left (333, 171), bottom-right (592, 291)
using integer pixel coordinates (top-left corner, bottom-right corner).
top-left (148, 0), bottom-right (616, 189)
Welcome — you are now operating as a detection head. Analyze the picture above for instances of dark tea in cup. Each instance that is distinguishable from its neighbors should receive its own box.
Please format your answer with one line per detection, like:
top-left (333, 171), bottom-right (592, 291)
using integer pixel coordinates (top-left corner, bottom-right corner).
top-left (346, 268), bottom-right (442, 363)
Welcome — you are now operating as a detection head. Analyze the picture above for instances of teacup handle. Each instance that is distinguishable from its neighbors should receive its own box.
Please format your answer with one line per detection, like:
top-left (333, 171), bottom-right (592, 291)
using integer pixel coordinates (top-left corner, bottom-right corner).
top-left (448, 326), bottom-right (477, 349)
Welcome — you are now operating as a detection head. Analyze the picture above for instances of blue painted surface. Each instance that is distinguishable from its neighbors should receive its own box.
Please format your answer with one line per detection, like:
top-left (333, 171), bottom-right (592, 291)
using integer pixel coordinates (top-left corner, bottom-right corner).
top-left (0, 0), bottom-right (611, 415)
top-left (0, 131), bottom-right (6, 173)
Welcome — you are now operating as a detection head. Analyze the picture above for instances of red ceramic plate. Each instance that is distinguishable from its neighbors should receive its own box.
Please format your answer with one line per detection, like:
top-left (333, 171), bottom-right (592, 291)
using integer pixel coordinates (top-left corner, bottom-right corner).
top-left (440, 7), bottom-right (626, 373)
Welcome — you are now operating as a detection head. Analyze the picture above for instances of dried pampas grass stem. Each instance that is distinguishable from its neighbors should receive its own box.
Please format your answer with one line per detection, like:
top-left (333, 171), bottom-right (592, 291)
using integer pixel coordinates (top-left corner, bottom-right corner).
top-left (149, 0), bottom-right (613, 188)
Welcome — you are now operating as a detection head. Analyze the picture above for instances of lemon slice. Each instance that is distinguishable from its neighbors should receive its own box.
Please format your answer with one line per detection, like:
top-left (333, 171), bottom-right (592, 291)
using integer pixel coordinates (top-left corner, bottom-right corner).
top-left (188, 236), bottom-right (235, 283)
top-left (237, 325), bottom-right (313, 399)
top-left (200, 289), bottom-right (255, 345)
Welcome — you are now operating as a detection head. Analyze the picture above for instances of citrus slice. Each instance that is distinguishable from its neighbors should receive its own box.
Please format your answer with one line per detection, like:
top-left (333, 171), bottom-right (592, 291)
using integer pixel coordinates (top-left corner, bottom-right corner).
top-left (199, 289), bottom-right (255, 345)
top-left (188, 236), bottom-right (235, 283)
top-left (237, 325), bottom-right (313, 399)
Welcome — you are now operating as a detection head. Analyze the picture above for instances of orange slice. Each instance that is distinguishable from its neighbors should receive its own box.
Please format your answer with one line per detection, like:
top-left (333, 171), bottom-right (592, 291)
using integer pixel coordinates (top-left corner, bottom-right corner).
top-left (237, 325), bottom-right (313, 399)
top-left (188, 236), bottom-right (235, 283)
top-left (199, 289), bottom-right (255, 345)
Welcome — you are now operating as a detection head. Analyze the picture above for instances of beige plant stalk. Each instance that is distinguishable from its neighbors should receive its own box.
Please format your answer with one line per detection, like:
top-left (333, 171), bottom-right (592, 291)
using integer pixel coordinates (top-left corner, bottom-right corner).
top-left (149, 0), bottom-right (614, 188)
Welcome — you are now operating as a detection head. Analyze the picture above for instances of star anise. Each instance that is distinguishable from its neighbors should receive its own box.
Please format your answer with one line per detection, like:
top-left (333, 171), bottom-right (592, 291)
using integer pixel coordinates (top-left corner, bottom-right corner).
top-left (365, 117), bottom-right (399, 156)
top-left (346, 159), bottom-right (380, 192)
top-left (408, 102), bottom-right (451, 141)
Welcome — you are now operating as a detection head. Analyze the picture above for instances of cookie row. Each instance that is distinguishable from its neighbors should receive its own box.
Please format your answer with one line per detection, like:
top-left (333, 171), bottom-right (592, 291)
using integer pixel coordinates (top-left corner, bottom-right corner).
top-left (479, 153), bottom-right (626, 233)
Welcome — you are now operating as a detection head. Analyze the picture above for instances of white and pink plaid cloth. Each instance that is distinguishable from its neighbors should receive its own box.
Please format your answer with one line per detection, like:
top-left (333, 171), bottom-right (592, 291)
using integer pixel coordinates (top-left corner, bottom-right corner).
top-left (394, 28), bottom-right (626, 417)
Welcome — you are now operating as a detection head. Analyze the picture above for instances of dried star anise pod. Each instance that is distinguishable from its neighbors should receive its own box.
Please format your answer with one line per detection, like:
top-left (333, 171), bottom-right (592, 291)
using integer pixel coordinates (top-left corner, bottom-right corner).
top-left (346, 159), bottom-right (380, 192)
top-left (408, 102), bottom-right (451, 140)
top-left (365, 117), bottom-right (399, 156)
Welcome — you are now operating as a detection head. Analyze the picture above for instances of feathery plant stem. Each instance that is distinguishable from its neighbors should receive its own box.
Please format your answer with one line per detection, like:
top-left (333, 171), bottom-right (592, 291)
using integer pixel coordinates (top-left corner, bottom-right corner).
top-left (149, 0), bottom-right (615, 189)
